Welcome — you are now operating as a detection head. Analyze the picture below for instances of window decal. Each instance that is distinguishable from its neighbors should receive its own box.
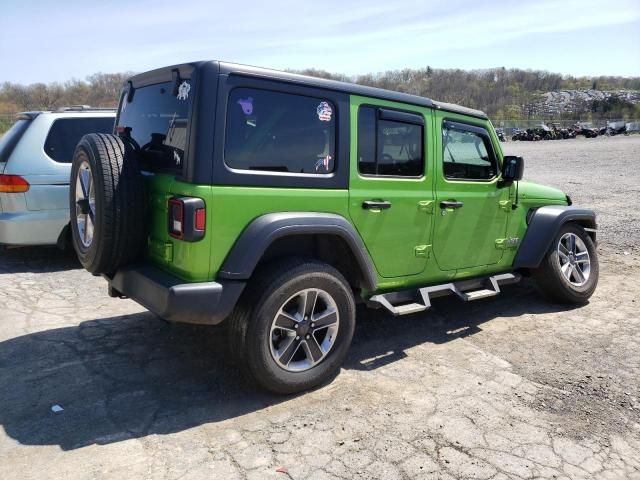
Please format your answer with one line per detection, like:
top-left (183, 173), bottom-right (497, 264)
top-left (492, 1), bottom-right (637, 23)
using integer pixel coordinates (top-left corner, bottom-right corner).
top-left (237, 97), bottom-right (254, 115)
top-left (177, 81), bottom-right (191, 101)
top-left (315, 154), bottom-right (332, 172)
top-left (317, 101), bottom-right (333, 122)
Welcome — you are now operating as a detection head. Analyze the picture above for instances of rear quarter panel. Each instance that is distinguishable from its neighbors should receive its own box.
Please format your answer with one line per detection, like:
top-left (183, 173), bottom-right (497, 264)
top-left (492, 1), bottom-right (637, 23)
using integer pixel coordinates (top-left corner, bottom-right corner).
top-left (145, 175), bottom-right (350, 283)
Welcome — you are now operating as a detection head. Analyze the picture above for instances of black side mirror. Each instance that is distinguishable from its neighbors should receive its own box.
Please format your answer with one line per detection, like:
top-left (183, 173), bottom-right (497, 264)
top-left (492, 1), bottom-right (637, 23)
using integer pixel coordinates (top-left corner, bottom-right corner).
top-left (502, 155), bottom-right (524, 184)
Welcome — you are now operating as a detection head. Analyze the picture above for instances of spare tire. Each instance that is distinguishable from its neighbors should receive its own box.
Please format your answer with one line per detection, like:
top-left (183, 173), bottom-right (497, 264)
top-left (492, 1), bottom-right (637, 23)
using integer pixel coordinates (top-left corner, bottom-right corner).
top-left (69, 133), bottom-right (146, 275)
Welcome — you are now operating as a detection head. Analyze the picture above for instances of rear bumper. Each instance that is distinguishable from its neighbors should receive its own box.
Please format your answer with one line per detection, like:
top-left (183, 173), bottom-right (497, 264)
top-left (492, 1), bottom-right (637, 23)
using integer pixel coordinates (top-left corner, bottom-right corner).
top-left (0, 209), bottom-right (67, 245)
top-left (108, 265), bottom-right (245, 325)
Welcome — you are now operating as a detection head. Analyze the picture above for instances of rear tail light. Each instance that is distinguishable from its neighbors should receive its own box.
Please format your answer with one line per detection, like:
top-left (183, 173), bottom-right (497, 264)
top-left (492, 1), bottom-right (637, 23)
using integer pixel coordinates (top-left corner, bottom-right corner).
top-left (168, 198), bottom-right (184, 238)
top-left (168, 197), bottom-right (205, 241)
top-left (0, 175), bottom-right (30, 193)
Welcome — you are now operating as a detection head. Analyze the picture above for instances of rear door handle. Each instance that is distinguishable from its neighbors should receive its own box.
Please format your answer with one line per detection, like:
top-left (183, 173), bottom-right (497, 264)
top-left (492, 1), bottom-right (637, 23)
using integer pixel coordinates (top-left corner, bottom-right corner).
top-left (363, 200), bottom-right (391, 210)
top-left (440, 200), bottom-right (464, 209)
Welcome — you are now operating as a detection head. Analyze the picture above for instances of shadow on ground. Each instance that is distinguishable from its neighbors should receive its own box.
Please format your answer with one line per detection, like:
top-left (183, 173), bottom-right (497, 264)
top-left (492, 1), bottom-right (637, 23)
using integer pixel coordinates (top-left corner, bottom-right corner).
top-left (0, 276), bottom-right (578, 450)
top-left (0, 246), bottom-right (80, 274)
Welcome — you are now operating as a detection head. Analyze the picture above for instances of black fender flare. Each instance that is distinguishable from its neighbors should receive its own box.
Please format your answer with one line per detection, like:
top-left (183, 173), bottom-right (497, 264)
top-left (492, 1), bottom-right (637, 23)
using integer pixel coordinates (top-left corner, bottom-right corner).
top-left (217, 212), bottom-right (378, 290)
top-left (513, 205), bottom-right (597, 269)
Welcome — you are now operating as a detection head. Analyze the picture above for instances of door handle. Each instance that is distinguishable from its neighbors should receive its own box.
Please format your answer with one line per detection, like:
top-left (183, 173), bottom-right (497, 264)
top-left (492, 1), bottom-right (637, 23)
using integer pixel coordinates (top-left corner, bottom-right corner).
top-left (363, 200), bottom-right (391, 210)
top-left (440, 200), bottom-right (464, 209)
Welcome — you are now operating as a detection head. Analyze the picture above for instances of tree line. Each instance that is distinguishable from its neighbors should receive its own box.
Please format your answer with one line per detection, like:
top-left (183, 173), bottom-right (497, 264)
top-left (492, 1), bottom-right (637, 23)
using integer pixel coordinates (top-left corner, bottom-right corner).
top-left (1, 67), bottom-right (639, 132)
top-left (295, 67), bottom-right (640, 122)
top-left (0, 73), bottom-right (131, 114)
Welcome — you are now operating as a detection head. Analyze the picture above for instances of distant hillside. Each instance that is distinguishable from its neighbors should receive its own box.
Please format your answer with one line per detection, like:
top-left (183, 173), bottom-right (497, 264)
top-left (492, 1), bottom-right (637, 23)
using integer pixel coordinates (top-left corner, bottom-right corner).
top-left (1, 67), bottom-right (639, 130)
top-left (295, 67), bottom-right (640, 121)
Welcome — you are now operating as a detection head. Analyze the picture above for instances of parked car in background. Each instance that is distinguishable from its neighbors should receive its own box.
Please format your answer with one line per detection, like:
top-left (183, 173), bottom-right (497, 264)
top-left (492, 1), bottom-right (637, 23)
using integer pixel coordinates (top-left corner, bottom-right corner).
top-left (0, 106), bottom-right (115, 246)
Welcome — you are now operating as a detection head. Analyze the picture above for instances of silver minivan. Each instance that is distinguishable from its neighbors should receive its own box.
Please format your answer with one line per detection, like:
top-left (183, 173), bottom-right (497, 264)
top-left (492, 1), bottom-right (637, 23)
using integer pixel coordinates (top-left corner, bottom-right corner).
top-left (0, 107), bottom-right (115, 246)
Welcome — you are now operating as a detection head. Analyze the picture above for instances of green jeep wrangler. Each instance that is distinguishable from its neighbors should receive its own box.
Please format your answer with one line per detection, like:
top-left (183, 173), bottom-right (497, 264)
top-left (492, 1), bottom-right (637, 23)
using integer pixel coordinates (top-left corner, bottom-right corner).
top-left (69, 61), bottom-right (598, 394)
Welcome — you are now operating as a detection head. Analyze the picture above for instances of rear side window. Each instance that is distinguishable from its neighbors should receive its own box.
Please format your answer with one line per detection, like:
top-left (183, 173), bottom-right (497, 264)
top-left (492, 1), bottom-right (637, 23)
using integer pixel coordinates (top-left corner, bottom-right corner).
top-left (442, 122), bottom-right (497, 180)
top-left (225, 88), bottom-right (336, 174)
top-left (0, 119), bottom-right (31, 163)
top-left (44, 117), bottom-right (114, 163)
top-left (357, 106), bottom-right (424, 177)
top-left (117, 81), bottom-right (190, 172)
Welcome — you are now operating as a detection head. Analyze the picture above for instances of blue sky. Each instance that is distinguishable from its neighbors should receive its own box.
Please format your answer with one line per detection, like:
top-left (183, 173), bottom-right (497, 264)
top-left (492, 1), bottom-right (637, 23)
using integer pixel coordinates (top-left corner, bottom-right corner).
top-left (1, 0), bottom-right (639, 84)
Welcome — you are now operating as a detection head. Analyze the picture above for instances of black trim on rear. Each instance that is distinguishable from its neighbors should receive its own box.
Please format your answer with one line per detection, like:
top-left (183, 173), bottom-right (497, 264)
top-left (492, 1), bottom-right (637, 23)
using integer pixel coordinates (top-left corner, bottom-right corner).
top-left (109, 264), bottom-right (245, 325)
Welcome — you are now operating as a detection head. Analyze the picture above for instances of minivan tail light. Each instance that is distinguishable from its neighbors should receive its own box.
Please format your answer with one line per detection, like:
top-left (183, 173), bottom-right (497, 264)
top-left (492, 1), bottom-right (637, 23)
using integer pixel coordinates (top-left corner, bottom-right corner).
top-left (168, 197), bottom-right (205, 241)
top-left (0, 175), bottom-right (30, 193)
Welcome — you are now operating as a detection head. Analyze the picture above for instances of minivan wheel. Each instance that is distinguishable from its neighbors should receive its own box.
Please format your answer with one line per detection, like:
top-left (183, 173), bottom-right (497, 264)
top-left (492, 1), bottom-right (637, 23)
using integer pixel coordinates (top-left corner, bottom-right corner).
top-left (228, 259), bottom-right (356, 394)
top-left (74, 160), bottom-right (95, 248)
top-left (69, 133), bottom-right (145, 275)
top-left (532, 223), bottom-right (599, 304)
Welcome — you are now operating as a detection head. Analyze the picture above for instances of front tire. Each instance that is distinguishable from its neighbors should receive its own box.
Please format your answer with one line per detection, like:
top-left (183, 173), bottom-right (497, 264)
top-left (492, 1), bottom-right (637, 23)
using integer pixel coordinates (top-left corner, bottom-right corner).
top-left (228, 260), bottom-right (356, 394)
top-left (532, 223), bottom-right (598, 304)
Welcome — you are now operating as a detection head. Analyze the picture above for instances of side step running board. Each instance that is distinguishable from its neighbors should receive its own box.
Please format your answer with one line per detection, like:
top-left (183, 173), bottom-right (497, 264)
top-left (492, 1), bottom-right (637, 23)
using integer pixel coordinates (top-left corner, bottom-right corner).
top-left (369, 273), bottom-right (520, 316)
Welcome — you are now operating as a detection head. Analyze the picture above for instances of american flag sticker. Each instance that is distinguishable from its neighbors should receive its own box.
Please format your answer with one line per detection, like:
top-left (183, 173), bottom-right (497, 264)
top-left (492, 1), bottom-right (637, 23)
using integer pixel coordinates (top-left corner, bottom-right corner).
top-left (317, 101), bottom-right (333, 122)
top-left (315, 155), bottom-right (332, 172)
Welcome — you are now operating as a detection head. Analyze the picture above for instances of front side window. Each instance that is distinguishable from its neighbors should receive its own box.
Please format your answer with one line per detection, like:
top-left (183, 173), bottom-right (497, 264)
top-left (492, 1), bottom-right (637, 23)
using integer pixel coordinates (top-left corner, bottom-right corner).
top-left (117, 81), bottom-right (190, 171)
top-left (225, 88), bottom-right (336, 174)
top-left (358, 106), bottom-right (424, 177)
top-left (44, 117), bottom-right (114, 163)
top-left (442, 123), bottom-right (497, 180)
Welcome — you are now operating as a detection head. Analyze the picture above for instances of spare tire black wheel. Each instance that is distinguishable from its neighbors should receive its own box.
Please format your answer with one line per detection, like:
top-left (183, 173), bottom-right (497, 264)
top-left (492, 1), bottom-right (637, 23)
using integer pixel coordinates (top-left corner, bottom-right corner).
top-left (69, 133), bottom-right (146, 275)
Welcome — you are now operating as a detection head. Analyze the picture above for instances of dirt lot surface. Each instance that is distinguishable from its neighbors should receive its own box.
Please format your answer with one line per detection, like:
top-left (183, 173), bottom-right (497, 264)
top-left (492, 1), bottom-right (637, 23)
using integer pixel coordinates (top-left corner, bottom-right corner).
top-left (1, 136), bottom-right (639, 479)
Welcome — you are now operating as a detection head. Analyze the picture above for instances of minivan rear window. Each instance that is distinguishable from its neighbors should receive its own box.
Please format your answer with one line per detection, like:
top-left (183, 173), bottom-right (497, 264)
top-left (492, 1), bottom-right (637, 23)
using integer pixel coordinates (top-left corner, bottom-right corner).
top-left (0, 119), bottom-right (31, 163)
top-left (116, 81), bottom-right (191, 172)
top-left (44, 117), bottom-right (115, 163)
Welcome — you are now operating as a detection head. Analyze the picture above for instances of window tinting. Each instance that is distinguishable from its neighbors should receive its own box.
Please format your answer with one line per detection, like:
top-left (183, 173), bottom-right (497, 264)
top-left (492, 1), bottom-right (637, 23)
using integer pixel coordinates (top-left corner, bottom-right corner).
top-left (117, 81), bottom-right (190, 171)
top-left (442, 125), bottom-right (497, 180)
top-left (44, 117), bottom-right (114, 163)
top-left (225, 88), bottom-right (336, 174)
top-left (357, 106), bottom-right (424, 177)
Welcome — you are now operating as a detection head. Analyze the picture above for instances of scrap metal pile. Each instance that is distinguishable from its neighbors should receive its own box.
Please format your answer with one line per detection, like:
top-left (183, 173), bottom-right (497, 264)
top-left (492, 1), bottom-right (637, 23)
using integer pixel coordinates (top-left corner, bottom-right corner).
top-left (507, 122), bottom-right (631, 141)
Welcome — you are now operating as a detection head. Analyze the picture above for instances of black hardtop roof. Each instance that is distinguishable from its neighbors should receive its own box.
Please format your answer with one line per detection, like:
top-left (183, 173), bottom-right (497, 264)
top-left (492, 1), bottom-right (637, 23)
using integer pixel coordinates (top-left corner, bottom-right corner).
top-left (127, 60), bottom-right (488, 120)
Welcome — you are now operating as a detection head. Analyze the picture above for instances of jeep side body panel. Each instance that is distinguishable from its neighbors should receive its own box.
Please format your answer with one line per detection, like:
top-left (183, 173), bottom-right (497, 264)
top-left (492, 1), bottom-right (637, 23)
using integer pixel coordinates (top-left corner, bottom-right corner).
top-left (104, 60), bottom-right (594, 322)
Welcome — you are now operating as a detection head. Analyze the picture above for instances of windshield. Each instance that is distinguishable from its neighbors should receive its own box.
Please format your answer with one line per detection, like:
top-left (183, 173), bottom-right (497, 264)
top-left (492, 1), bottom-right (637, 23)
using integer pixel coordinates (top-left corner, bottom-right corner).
top-left (0, 119), bottom-right (32, 163)
top-left (116, 80), bottom-right (190, 171)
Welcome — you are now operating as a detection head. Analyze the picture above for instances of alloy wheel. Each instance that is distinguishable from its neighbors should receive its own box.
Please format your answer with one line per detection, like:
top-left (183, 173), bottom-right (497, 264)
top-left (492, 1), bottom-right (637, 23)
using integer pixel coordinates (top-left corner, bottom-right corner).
top-left (75, 161), bottom-right (95, 248)
top-left (269, 288), bottom-right (340, 372)
top-left (557, 232), bottom-right (591, 287)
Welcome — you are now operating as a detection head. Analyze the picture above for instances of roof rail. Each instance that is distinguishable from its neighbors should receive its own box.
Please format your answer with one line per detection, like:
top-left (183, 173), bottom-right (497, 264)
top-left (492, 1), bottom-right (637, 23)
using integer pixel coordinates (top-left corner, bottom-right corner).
top-left (54, 105), bottom-right (116, 112)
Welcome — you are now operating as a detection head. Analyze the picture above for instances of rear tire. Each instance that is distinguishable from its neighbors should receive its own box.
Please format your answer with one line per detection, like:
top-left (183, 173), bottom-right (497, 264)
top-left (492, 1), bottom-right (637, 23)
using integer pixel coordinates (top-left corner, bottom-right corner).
top-left (532, 223), bottom-right (598, 304)
top-left (69, 133), bottom-right (145, 275)
top-left (228, 259), bottom-right (356, 394)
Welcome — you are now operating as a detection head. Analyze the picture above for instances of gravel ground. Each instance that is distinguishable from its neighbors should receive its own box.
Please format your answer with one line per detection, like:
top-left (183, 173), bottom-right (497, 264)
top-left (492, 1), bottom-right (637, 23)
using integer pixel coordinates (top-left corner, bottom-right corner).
top-left (503, 135), bottom-right (640, 254)
top-left (0, 136), bottom-right (639, 480)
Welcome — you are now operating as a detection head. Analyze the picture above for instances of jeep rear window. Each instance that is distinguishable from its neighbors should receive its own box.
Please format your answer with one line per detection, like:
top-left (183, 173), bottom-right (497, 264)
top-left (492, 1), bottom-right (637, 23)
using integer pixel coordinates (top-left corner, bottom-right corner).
top-left (225, 88), bottom-right (336, 174)
top-left (44, 117), bottom-right (115, 163)
top-left (117, 81), bottom-right (190, 171)
top-left (0, 119), bottom-right (31, 163)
